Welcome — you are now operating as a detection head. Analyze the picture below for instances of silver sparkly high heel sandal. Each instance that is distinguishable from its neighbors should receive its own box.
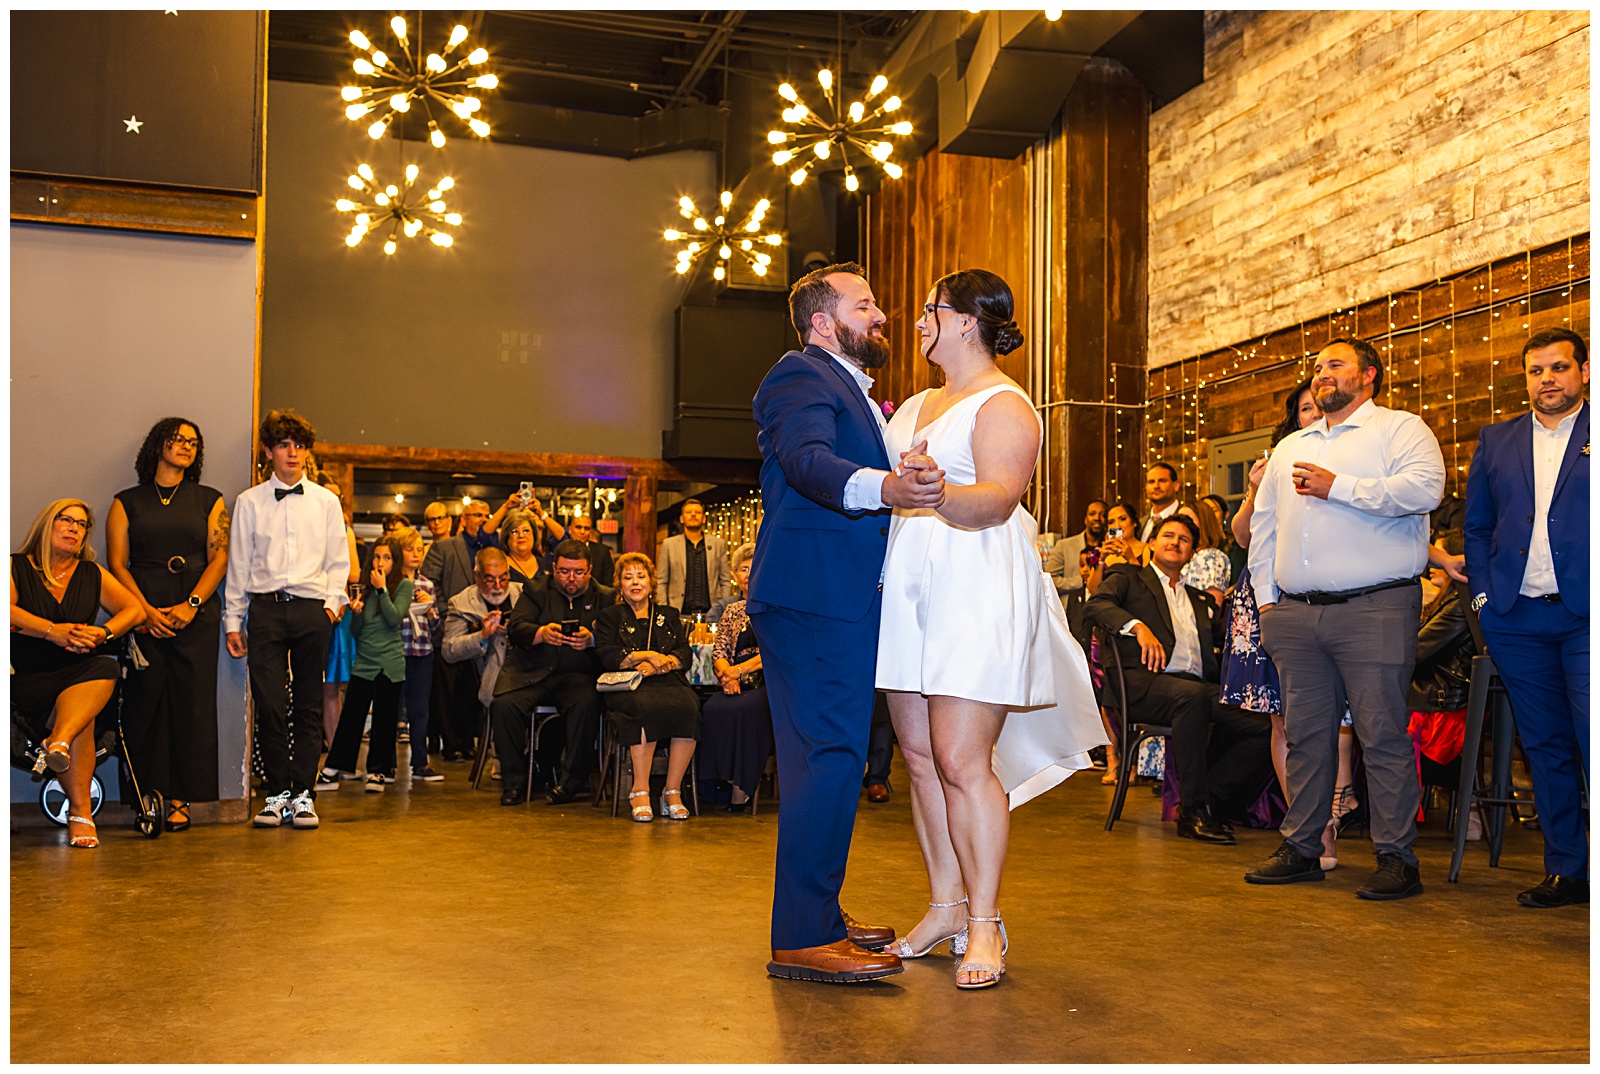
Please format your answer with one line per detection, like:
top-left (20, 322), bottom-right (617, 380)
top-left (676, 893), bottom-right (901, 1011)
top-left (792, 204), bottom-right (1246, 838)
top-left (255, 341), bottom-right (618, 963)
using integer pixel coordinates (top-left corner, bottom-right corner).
top-left (885, 897), bottom-right (969, 959)
top-left (955, 914), bottom-right (1007, 990)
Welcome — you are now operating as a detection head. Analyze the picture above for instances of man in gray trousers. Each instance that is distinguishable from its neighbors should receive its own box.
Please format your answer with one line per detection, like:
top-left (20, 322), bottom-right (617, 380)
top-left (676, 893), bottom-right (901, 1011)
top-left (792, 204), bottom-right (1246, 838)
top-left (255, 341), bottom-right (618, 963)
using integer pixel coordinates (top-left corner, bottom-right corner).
top-left (1243, 338), bottom-right (1444, 899)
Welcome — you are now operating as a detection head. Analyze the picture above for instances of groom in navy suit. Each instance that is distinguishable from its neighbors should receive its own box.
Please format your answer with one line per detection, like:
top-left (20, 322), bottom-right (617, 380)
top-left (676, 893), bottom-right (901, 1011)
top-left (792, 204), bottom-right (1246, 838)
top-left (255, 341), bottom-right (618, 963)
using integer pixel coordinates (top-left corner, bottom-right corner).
top-left (1464, 327), bottom-right (1590, 909)
top-left (749, 262), bottom-right (947, 982)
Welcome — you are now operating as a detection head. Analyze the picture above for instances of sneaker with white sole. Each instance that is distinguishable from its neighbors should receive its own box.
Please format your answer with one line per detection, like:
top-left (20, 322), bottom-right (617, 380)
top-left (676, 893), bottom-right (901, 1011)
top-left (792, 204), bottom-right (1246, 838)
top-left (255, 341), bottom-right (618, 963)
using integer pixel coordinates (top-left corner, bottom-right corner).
top-left (290, 792), bottom-right (319, 829)
top-left (253, 791), bottom-right (292, 828)
top-left (364, 772), bottom-right (386, 793)
top-left (414, 766), bottom-right (445, 782)
top-left (315, 769), bottom-right (344, 792)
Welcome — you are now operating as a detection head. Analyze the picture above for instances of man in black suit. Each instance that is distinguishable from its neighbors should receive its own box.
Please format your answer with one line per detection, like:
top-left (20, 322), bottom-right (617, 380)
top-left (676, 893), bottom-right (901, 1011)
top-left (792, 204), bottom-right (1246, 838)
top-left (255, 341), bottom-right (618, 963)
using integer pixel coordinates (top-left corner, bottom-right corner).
top-left (564, 513), bottom-right (615, 588)
top-left (493, 539), bottom-right (614, 806)
top-left (1086, 515), bottom-right (1271, 844)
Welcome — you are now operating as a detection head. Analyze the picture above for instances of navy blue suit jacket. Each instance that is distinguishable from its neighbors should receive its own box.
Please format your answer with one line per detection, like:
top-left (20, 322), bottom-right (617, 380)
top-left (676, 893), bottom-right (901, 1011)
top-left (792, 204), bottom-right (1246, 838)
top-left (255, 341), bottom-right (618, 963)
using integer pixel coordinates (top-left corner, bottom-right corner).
top-left (1463, 401), bottom-right (1589, 618)
top-left (748, 344), bottom-right (892, 622)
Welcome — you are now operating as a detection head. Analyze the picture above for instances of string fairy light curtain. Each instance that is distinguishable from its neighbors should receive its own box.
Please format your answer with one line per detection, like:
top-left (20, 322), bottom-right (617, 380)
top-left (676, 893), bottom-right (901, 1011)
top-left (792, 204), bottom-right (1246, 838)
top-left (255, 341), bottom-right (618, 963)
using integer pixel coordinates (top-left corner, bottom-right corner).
top-left (1143, 235), bottom-right (1589, 500)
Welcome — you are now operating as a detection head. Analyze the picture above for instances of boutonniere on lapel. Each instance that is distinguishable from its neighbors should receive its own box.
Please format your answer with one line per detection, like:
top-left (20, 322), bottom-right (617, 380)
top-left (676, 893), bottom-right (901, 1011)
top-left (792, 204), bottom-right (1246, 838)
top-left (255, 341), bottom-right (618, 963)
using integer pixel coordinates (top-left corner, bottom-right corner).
top-left (880, 399), bottom-right (896, 418)
top-left (1581, 440), bottom-right (1590, 456)
top-left (655, 613), bottom-right (667, 627)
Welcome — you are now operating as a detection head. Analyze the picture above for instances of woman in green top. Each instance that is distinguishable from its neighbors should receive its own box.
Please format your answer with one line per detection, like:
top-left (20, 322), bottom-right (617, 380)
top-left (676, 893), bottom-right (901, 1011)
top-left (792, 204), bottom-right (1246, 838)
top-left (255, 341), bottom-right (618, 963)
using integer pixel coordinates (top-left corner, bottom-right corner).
top-left (323, 535), bottom-right (413, 792)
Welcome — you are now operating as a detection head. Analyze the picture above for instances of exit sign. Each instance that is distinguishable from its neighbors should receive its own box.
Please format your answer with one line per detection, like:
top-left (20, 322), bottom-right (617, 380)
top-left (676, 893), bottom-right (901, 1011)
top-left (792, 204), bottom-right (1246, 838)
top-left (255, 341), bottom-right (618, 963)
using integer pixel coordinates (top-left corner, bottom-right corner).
top-left (597, 518), bottom-right (619, 535)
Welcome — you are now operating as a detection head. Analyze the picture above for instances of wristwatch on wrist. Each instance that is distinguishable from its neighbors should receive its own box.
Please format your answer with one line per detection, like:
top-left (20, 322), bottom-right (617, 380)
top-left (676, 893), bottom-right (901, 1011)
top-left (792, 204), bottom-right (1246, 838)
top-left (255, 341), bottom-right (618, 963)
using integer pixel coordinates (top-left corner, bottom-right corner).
top-left (187, 594), bottom-right (203, 609)
top-left (103, 625), bottom-right (115, 644)
top-left (1470, 592), bottom-right (1488, 614)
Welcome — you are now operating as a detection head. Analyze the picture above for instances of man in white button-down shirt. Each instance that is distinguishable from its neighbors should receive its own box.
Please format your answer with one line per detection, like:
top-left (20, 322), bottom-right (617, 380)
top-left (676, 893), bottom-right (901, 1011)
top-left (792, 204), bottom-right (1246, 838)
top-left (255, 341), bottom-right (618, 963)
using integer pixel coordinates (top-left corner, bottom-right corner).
top-left (1464, 328), bottom-right (1590, 909)
top-left (1245, 338), bottom-right (1444, 899)
top-left (223, 410), bottom-right (350, 830)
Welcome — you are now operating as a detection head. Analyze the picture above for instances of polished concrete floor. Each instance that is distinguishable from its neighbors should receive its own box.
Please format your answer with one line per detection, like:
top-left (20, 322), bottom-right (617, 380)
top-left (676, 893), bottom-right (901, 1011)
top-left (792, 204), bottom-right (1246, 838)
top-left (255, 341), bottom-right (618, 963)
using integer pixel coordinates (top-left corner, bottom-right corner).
top-left (11, 751), bottom-right (1590, 1064)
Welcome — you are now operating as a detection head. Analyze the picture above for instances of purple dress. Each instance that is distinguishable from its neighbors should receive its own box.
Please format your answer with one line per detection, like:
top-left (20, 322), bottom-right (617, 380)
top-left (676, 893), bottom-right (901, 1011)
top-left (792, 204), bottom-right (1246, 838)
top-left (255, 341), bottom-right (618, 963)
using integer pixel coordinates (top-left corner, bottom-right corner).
top-left (1218, 565), bottom-right (1281, 714)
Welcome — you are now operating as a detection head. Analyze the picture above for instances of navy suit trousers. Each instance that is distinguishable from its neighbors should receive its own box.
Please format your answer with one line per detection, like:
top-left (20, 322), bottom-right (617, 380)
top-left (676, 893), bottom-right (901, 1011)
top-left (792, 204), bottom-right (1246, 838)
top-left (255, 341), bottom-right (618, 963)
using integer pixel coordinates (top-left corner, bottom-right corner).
top-left (750, 592), bottom-right (881, 951)
top-left (1479, 595), bottom-right (1590, 877)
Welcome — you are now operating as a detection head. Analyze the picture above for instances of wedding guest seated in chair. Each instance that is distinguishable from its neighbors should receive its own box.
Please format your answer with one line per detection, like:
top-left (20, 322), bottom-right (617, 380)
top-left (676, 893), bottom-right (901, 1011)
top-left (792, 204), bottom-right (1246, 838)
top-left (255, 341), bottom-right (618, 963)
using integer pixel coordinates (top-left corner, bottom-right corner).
top-left (495, 539), bottom-right (613, 806)
top-left (1085, 515), bottom-right (1271, 845)
top-left (698, 543), bottom-right (773, 812)
top-left (593, 553), bottom-right (700, 822)
top-left (10, 500), bottom-right (146, 849)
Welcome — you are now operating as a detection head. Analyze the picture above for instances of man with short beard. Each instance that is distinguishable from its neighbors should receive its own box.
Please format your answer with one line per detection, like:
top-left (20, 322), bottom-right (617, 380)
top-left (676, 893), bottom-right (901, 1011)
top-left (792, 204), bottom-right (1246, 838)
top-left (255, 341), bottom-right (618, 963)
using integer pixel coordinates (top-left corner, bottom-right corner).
top-left (750, 261), bottom-right (945, 983)
top-left (440, 548), bottom-right (524, 770)
top-left (1244, 337), bottom-right (1444, 901)
top-left (1045, 499), bottom-right (1109, 598)
top-left (1464, 327), bottom-right (1590, 908)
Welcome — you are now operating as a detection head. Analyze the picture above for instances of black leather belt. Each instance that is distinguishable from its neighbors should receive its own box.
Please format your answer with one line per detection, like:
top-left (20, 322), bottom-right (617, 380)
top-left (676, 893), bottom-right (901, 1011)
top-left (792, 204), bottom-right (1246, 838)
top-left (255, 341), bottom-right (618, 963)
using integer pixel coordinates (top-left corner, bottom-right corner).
top-left (1280, 577), bottom-right (1419, 606)
top-left (131, 556), bottom-right (193, 574)
top-left (249, 590), bottom-right (313, 603)
top-left (1537, 593), bottom-right (1563, 603)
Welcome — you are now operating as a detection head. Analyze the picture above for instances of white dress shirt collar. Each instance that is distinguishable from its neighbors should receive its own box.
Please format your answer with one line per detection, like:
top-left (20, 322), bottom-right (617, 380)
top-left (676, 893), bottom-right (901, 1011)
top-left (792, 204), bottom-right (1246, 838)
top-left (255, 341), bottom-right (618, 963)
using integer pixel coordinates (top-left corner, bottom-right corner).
top-left (824, 347), bottom-right (877, 394)
top-left (1310, 397), bottom-right (1378, 437)
top-left (267, 471), bottom-right (305, 493)
top-left (1534, 406), bottom-right (1582, 435)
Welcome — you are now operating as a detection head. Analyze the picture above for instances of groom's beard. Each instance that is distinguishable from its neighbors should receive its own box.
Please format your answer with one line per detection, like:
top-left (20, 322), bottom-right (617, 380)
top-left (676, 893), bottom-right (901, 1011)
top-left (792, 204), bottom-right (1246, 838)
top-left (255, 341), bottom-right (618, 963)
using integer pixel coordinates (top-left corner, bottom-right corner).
top-left (835, 319), bottom-right (892, 370)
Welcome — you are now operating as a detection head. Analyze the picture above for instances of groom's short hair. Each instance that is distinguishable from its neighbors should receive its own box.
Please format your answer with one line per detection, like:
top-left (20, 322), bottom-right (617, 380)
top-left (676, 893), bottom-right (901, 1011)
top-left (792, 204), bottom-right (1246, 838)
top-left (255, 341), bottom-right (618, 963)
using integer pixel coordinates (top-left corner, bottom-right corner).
top-left (789, 262), bottom-right (867, 342)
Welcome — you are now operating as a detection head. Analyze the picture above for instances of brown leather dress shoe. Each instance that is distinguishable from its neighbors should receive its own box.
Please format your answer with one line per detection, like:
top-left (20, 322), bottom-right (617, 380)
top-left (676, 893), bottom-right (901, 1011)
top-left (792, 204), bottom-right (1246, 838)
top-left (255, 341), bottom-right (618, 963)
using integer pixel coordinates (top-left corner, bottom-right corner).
top-left (768, 938), bottom-right (904, 983)
top-left (865, 783), bottom-right (891, 803)
top-left (841, 910), bottom-right (895, 951)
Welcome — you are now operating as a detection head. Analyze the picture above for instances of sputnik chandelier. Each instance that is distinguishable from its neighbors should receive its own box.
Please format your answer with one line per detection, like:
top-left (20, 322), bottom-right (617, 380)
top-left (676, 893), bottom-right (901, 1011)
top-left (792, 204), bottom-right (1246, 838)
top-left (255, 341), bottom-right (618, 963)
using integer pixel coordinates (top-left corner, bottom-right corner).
top-left (768, 70), bottom-right (912, 189)
top-left (341, 14), bottom-right (498, 147)
top-left (337, 162), bottom-right (461, 254)
top-left (665, 192), bottom-right (783, 281)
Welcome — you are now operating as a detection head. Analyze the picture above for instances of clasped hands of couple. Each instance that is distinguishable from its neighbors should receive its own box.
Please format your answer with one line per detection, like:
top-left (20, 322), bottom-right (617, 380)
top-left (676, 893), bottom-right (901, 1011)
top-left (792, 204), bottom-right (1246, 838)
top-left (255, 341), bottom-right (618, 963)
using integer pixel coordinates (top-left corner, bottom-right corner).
top-left (883, 438), bottom-right (946, 509)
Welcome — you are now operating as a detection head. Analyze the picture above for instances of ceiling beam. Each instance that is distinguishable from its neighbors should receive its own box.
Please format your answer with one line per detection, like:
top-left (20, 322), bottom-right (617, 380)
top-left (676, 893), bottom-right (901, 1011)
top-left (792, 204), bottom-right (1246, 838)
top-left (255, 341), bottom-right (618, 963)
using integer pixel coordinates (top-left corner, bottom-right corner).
top-left (666, 10), bottom-right (745, 109)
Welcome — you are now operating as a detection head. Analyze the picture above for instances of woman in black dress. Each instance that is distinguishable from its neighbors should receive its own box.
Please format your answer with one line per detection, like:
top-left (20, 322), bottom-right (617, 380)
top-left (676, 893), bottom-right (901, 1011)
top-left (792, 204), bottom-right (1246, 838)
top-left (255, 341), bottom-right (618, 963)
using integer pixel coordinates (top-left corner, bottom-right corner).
top-left (10, 499), bottom-right (145, 848)
top-left (594, 553), bottom-right (700, 822)
top-left (698, 543), bottom-right (773, 811)
top-left (106, 418), bottom-right (228, 831)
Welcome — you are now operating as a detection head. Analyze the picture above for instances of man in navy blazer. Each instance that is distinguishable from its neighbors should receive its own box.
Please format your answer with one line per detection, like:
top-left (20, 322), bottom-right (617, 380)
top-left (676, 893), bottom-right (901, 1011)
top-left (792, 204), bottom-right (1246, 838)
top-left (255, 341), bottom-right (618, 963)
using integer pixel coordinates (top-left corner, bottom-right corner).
top-left (749, 262), bottom-right (947, 982)
top-left (1464, 326), bottom-right (1590, 909)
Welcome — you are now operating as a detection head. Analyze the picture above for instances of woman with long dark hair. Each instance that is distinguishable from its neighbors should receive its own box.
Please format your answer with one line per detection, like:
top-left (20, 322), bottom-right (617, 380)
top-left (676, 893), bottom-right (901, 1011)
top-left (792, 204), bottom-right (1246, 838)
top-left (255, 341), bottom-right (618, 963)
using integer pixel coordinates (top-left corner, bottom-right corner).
top-left (876, 268), bottom-right (1106, 989)
top-left (321, 534), bottom-right (414, 793)
top-left (106, 417), bottom-right (228, 830)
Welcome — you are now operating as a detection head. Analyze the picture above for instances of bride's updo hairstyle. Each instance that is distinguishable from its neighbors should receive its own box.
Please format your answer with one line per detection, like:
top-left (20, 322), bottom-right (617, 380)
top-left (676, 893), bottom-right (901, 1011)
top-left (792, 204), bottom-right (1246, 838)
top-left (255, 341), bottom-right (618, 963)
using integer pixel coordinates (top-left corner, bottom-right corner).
top-left (934, 268), bottom-right (1024, 357)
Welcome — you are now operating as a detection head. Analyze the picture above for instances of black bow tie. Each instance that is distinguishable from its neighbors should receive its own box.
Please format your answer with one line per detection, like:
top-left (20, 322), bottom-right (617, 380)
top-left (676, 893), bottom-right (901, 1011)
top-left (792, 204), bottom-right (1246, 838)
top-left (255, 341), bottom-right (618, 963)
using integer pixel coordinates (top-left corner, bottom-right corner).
top-left (274, 484), bottom-right (304, 501)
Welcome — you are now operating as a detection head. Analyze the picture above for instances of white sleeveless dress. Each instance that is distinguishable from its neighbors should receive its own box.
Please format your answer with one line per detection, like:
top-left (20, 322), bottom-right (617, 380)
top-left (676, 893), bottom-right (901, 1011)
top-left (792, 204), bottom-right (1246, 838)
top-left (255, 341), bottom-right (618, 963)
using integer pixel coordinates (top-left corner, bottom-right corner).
top-left (875, 383), bottom-right (1109, 809)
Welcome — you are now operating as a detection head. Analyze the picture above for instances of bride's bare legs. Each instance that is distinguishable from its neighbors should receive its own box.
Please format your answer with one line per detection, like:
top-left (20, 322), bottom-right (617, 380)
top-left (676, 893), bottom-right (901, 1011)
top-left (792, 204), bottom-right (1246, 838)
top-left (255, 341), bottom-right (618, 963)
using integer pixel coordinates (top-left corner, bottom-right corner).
top-left (886, 691), bottom-right (969, 948)
top-left (928, 695), bottom-right (1008, 985)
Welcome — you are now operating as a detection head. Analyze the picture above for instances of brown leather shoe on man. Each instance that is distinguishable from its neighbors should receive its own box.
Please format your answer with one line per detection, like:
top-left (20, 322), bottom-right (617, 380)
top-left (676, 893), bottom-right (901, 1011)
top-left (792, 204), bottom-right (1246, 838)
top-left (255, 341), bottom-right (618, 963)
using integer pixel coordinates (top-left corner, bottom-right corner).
top-left (865, 783), bottom-right (891, 803)
top-left (768, 938), bottom-right (904, 983)
top-left (841, 910), bottom-right (895, 951)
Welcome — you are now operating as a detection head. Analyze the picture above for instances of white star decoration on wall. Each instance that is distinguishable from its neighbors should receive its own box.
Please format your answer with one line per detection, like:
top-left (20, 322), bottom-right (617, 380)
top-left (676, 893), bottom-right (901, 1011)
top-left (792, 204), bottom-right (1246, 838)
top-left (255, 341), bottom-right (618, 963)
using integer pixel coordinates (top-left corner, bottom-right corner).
top-left (124, 116), bottom-right (143, 133)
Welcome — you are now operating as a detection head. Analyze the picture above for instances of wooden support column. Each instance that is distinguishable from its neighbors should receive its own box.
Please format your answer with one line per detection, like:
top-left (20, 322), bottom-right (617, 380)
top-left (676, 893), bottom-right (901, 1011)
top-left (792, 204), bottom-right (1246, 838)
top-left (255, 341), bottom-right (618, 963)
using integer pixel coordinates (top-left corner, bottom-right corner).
top-left (623, 473), bottom-right (658, 560)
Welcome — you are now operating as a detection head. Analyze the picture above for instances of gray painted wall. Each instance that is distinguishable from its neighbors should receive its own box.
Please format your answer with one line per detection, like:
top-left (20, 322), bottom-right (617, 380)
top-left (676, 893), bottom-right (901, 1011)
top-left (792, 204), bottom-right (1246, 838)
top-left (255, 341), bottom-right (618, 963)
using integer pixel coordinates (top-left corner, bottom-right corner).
top-left (10, 223), bottom-right (258, 803)
top-left (260, 79), bottom-right (715, 459)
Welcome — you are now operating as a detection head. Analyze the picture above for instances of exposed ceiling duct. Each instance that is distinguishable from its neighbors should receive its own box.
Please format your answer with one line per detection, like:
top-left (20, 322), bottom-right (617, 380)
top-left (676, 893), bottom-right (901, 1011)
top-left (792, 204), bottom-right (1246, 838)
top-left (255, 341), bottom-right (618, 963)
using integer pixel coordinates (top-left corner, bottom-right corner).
top-left (875, 9), bottom-right (1201, 160)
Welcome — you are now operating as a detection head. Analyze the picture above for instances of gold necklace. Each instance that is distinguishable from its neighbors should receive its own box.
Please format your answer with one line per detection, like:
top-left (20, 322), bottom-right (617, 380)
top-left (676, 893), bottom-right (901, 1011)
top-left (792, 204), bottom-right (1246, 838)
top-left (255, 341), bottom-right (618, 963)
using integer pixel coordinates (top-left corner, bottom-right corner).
top-left (155, 481), bottom-right (180, 506)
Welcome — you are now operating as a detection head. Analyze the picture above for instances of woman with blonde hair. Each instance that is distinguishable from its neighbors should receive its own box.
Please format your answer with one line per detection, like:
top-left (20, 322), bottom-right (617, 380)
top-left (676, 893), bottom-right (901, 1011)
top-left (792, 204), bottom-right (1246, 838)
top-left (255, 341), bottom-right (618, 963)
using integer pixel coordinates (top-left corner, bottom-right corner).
top-left (10, 499), bottom-right (145, 847)
top-left (593, 552), bottom-right (700, 822)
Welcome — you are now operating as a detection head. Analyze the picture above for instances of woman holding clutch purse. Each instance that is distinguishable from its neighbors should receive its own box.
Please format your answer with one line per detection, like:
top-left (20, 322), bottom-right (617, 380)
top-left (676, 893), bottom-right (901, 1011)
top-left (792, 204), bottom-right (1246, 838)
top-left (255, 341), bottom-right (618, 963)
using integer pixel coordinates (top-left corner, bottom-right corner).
top-left (594, 553), bottom-right (701, 822)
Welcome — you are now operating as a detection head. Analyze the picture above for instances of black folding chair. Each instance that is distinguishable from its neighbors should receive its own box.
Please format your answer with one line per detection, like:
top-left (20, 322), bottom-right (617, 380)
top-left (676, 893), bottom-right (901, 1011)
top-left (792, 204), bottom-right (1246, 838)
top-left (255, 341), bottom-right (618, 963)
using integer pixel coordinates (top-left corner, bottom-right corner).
top-left (1097, 626), bottom-right (1173, 831)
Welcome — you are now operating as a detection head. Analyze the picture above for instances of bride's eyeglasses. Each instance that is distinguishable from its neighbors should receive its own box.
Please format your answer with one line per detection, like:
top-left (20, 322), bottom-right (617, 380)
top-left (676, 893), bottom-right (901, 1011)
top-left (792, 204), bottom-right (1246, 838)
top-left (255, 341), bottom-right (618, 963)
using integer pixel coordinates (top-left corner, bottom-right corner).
top-left (922, 303), bottom-right (956, 316)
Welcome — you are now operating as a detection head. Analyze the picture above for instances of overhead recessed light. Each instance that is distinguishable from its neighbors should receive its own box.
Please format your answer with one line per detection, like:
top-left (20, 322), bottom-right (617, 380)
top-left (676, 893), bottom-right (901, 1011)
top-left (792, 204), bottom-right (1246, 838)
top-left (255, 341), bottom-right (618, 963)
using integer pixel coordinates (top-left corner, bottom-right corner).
top-left (450, 472), bottom-right (477, 479)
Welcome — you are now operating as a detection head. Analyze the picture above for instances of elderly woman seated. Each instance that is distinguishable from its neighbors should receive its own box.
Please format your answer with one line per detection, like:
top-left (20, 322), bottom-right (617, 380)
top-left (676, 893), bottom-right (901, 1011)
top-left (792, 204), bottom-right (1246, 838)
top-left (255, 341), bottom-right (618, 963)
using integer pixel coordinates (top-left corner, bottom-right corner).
top-left (10, 500), bottom-right (145, 848)
top-left (593, 552), bottom-right (701, 822)
top-left (697, 543), bottom-right (773, 812)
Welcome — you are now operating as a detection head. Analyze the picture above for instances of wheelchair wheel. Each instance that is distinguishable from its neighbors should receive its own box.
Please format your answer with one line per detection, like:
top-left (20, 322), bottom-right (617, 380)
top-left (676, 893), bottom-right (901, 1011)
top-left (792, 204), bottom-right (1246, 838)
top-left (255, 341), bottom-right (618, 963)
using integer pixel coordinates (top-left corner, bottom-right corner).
top-left (135, 789), bottom-right (165, 839)
top-left (40, 775), bottom-right (103, 825)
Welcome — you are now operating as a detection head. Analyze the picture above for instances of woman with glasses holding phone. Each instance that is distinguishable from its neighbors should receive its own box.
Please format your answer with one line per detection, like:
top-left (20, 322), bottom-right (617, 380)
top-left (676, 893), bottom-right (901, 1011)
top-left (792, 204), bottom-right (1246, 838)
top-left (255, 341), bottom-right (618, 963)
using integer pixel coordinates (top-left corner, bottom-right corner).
top-left (12, 500), bottom-right (145, 847)
top-left (106, 418), bottom-right (228, 831)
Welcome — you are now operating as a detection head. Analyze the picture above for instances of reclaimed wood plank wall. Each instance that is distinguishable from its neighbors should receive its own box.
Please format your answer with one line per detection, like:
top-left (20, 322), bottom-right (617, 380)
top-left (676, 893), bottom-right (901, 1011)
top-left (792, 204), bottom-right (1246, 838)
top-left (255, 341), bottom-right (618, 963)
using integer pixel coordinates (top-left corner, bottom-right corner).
top-left (1148, 10), bottom-right (1591, 369)
top-left (1148, 235), bottom-right (1590, 503)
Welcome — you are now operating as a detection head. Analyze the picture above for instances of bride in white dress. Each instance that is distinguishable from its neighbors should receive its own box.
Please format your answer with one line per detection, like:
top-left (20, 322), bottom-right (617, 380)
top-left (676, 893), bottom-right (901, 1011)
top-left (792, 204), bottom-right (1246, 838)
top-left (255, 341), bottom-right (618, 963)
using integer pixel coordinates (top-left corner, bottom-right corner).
top-left (876, 268), bottom-right (1107, 989)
